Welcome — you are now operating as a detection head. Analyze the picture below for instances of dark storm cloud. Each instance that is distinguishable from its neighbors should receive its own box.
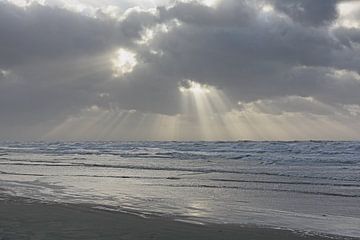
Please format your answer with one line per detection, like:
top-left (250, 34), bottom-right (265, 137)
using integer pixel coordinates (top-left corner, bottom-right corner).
top-left (0, 0), bottom-right (359, 139)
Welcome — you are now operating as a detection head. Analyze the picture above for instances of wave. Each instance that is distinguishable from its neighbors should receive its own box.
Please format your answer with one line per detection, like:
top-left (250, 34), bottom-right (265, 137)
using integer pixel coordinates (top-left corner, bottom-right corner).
top-left (1, 161), bottom-right (359, 183)
top-left (1, 141), bottom-right (359, 239)
top-left (208, 178), bottom-right (360, 187)
top-left (2, 169), bottom-right (360, 189)
top-left (150, 184), bottom-right (360, 198)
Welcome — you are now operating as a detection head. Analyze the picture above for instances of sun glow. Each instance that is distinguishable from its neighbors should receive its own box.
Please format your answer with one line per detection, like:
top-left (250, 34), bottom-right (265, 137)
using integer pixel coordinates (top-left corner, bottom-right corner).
top-left (179, 80), bottom-right (211, 94)
top-left (45, 81), bottom-right (359, 141)
top-left (112, 48), bottom-right (137, 77)
top-left (201, 0), bottom-right (220, 7)
top-left (178, 79), bottom-right (234, 140)
top-left (336, 1), bottom-right (360, 28)
top-left (0, 69), bottom-right (10, 77)
top-left (8, 0), bottom-right (44, 7)
top-left (261, 4), bottom-right (274, 13)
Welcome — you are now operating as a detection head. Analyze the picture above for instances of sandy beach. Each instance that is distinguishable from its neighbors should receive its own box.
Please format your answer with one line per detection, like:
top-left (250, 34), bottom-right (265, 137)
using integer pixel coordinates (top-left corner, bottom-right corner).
top-left (1, 141), bottom-right (359, 239)
top-left (0, 194), bottom-right (354, 240)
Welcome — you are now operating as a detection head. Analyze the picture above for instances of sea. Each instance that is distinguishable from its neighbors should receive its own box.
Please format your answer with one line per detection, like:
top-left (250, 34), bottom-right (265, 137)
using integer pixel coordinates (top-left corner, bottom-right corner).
top-left (0, 141), bottom-right (359, 238)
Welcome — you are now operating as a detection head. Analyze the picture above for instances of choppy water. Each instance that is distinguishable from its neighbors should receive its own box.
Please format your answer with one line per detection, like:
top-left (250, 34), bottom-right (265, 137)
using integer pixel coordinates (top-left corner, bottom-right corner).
top-left (0, 141), bottom-right (359, 237)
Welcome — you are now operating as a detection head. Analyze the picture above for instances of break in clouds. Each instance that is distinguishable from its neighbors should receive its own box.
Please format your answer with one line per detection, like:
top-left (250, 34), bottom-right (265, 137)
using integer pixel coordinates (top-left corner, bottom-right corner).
top-left (0, 0), bottom-right (360, 140)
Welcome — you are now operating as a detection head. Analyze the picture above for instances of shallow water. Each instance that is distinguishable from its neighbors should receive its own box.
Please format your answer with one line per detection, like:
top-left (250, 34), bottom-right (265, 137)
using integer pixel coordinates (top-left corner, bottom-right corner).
top-left (0, 141), bottom-right (359, 237)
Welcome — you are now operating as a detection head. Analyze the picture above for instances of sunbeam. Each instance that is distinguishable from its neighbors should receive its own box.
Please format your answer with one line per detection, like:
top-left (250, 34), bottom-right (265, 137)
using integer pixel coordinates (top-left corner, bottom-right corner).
top-left (45, 79), bottom-right (360, 141)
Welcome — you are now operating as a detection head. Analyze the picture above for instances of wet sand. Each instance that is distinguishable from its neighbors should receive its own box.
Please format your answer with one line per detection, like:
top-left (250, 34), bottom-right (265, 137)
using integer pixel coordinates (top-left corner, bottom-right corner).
top-left (0, 195), bottom-right (354, 240)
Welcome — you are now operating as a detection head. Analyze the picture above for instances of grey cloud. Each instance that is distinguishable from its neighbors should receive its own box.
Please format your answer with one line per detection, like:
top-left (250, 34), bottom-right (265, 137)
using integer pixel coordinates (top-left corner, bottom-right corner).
top-left (0, 70), bottom-right (6, 80)
top-left (0, 2), bottom-right (161, 128)
top-left (334, 27), bottom-right (360, 47)
top-left (0, 0), bottom-right (359, 139)
top-left (0, 3), bottom-right (110, 67)
top-left (0, 2), bottom-right (158, 68)
top-left (119, 7), bottom-right (159, 39)
top-left (238, 96), bottom-right (340, 116)
top-left (125, 0), bottom-right (359, 107)
top-left (158, 0), bottom-right (256, 27)
top-left (271, 0), bottom-right (338, 26)
top-left (106, 0), bottom-right (359, 115)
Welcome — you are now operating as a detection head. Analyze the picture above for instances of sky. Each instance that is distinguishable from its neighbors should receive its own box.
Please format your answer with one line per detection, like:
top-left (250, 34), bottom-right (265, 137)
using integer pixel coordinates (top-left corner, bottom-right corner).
top-left (0, 0), bottom-right (360, 141)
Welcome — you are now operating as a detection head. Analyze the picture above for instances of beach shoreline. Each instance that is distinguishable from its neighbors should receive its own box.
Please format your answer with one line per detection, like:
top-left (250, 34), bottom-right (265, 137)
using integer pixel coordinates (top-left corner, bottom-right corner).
top-left (0, 194), bottom-right (355, 240)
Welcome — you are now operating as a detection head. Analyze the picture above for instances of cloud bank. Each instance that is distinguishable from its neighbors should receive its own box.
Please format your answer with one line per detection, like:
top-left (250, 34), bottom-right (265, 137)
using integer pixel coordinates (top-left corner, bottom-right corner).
top-left (0, 0), bottom-right (359, 140)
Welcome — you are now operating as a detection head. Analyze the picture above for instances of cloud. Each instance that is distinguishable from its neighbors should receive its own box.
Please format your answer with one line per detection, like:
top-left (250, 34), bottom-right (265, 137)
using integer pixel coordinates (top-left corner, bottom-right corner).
top-left (0, 0), bottom-right (359, 140)
top-left (270, 0), bottom-right (338, 26)
top-left (125, 0), bottom-right (359, 107)
top-left (238, 96), bottom-right (340, 116)
top-left (0, 1), bottom-right (161, 68)
top-left (0, 1), bottom-right (160, 127)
